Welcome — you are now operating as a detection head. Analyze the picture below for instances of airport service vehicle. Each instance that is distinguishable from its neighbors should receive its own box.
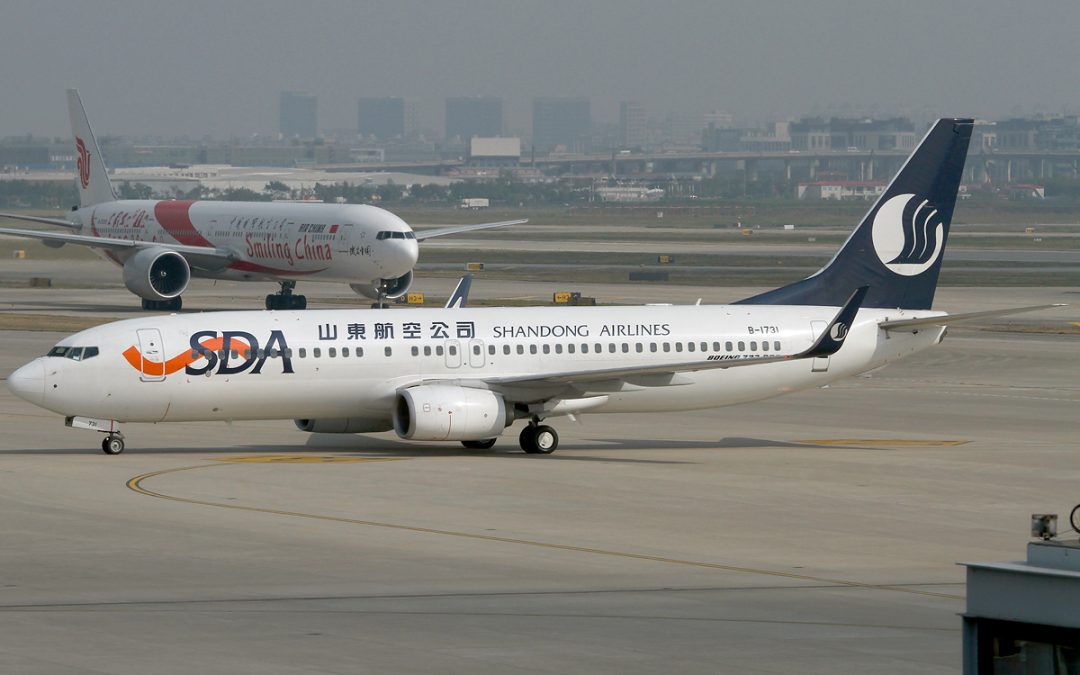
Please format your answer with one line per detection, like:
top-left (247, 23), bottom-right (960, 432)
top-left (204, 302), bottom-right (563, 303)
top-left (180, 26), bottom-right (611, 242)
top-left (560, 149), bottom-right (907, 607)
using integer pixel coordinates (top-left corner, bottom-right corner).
top-left (0, 90), bottom-right (523, 311)
top-left (6, 119), bottom-right (1062, 454)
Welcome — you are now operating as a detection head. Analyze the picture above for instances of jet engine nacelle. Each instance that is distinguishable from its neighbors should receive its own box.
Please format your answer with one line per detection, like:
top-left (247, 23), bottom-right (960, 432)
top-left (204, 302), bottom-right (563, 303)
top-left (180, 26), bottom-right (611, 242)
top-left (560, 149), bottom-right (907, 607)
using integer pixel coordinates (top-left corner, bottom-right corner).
top-left (393, 385), bottom-right (508, 441)
top-left (350, 270), bottom-right (413, 300)
top-left (294, 417), bottom-right (392, 434)
top-left (122, 247), bottom-right (190, 300)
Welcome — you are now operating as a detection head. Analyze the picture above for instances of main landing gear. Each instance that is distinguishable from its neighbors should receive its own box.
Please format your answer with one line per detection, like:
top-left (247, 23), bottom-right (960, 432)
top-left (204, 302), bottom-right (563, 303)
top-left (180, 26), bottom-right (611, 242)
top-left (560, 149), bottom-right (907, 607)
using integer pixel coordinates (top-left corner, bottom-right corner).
top-left (460, 438), bottom-right (497, 450)
top-left (101, 432), bottom-right (125, 455)
top-left (266, 281), bottom-right (307, 310)
top-left (142, 297), bottom-right (182, 311)
top-left (519, 420), bottom-right (559, 454)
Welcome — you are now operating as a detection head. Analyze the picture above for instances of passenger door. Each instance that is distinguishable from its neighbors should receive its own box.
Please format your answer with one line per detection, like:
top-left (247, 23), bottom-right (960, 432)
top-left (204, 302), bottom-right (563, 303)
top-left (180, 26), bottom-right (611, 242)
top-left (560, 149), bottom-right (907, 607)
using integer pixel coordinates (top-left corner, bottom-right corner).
top-left (136, 328), bottom-right (166, 382)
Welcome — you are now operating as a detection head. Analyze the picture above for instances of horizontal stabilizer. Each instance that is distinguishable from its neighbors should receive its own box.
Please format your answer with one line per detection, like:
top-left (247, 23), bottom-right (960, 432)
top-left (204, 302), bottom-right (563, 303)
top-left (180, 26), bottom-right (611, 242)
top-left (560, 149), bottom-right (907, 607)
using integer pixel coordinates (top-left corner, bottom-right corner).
top-left (878, 304), bottom-right (1067, 331)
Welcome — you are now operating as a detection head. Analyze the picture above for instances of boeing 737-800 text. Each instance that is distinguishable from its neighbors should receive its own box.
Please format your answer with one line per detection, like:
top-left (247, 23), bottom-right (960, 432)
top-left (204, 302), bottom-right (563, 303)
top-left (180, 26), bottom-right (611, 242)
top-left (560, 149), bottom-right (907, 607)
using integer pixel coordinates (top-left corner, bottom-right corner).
top-left (6, 118), bottom-right (1063, 454)
top-left (0, 90), bottom-right (523, 311)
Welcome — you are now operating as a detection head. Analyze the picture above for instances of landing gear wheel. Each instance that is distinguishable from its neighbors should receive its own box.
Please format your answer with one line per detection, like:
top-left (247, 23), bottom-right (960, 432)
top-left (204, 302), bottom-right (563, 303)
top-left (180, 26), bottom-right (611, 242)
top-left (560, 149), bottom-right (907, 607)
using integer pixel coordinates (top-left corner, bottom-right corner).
top-left (267, 281), bottom-right (306, 310)
top-left (520, 425), bottom-right (558, 454)
top-left (101, 434), bottom-right (125, 455)
top-left (141, 297), bottom-right (182, 312)
top-left (461, 438), bottom-right (497, 450)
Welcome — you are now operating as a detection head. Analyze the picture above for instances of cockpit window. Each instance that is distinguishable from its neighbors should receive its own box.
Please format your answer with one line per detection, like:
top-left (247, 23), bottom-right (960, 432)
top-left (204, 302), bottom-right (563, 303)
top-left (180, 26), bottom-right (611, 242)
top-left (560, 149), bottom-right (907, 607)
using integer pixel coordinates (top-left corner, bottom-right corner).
top-left (376, 230), bottom-right (416, 240)
top-left (46, 346), bottom-right (99, 360)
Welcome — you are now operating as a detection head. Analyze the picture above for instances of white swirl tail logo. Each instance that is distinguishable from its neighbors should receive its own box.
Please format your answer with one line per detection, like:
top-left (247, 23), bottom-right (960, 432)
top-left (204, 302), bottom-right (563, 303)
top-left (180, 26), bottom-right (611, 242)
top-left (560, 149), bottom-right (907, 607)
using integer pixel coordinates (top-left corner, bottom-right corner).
top-left (870, 193), bottom-right (945, 276)
top-left (829, 322), bottom-right (849, 342)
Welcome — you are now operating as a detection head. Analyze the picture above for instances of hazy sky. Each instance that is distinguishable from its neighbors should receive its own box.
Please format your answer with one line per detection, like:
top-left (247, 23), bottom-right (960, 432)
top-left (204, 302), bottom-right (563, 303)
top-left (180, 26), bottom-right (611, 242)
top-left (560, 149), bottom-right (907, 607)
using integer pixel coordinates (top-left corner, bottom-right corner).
top-left (3, 0), bottom-right (1079, 138)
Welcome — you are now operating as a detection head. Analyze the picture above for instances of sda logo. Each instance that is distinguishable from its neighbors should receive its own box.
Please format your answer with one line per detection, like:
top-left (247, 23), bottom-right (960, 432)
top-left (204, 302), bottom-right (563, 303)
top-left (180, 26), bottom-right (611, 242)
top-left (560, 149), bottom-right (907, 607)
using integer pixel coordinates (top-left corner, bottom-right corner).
top-left (870, 193), bottom-right (945, 276)
top-left (830, 322), bottom-right (849, 341)
top-left (186, 330), bottom-right (294, 375)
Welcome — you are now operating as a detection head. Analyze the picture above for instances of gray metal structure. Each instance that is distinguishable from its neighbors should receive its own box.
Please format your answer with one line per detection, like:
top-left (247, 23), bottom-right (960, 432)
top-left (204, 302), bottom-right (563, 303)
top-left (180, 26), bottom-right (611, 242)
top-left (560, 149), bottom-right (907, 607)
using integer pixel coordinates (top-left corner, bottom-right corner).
top-left (962, 540), bottom-right (1080, 673)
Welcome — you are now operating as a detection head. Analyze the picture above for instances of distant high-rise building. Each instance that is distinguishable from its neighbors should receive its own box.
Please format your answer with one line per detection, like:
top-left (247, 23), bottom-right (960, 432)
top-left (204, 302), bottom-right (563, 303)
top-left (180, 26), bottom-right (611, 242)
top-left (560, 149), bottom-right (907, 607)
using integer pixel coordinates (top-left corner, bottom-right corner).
top-left (279, 91), bottom-right (317, 139)
top-left (358, 97), bottom-right (405, 140)
top-left (532, 97), bottom-right (591, 152)
top-left (619, 101), bottom-right (646, 149)
top-left (446, 97), bottom-right (503, 142)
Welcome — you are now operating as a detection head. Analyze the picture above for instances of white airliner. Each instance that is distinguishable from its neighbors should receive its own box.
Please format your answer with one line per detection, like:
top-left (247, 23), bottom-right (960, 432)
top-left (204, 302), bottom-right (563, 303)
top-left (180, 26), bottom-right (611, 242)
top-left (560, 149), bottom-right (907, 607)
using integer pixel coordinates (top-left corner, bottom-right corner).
top-left (0, 90), bottom-right (523, 311)
top-left (5, 119), bottom-right (1063, 455)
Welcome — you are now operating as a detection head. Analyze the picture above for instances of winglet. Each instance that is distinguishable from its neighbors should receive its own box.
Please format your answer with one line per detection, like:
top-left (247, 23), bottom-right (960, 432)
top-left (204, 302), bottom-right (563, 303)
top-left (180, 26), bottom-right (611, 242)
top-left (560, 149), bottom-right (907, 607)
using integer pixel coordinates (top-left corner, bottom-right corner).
top-left (803, 286), bottom-right (869, 358)
top-left (444, 275), bottom-right (473, 309)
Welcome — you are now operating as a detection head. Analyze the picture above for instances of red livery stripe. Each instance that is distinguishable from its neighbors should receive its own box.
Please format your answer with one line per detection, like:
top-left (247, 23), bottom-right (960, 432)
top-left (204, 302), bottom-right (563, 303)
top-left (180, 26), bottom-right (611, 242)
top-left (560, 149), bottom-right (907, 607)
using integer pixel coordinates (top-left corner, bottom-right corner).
top-left (154, 201), bottom-right (214, 247)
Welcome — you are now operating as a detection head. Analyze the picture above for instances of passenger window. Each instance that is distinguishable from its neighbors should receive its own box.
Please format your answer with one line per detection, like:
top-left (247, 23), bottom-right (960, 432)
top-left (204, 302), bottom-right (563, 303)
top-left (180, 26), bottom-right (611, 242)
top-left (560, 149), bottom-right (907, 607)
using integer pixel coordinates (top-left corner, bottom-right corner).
top-left (713, 342), bottom-right (721, 351)
top-left (581, 344), bottom-right (589, 354)
top-left (635, 343), bottom-right (643, 353)
top-left (567, 344), bottom-right (575, 354)
top-left (269, 349), bottom-right (279, 358)
top-left (488, 345), bottom-right (495, 355)
top-left (701, 342), bottom-right (708, 352)
top-left (516, 345), bottom-right (524, 355)
top-left (424, 346), bottom-right (432, 356)
top-left (725, 341), bottom-right (733, 352)
top-left (774, 341), bottom-right (781, 351)
top-left (621, 343), bottom-right (629, 353)
top-left (762, 341), bottom-right (769, 352)
top-left (594, 343), bottom-right (601, 353)
top-left (436, 346), bottom-right (444, 356)
top-left (284, 349), bottom-right (293, 358)
top-left (608, 344), bottom-right (616, 353)
top-left (329, 347), bottom-right (337, 358)
top-left (357, 347), bottom-right (364, 357)
top-left (231, 349), bottom-right (239, 359)
top-left (449, 346), bottom-right (457, 356)
top-left (530, 345), bottom-right (537, 354)
top-left (503, 345), bottom-right (511, 355)
top-left (687, 342), bottom-right (695, 352)
top-left (243, 349), bottom-right (251, 359)
top-left (412, 346), bottom-right (420, 356)
top-left (542, 344), bottom-right (551, 354)
top-left (663, 343), bottom-right (671, 352)
top-left (299, 348), bottom-right (307, 358)
top-left (218, 350), bottom-right (227, 360)
top-left (555, 344), bottom-right (563, 354)
top-left (675, 343), bottom-right (683, 352)
top-left (313, 348), bottom-right (321, 358)
top-left (737, 342), bottom-right (745, 351)
top-left (384, 347), bottom-right (392, 357)
top-left (191, 349), bottom-right (199, 359)
top-left (750, 341), bottom-right (757, 351)
top-left (342, 347), bottom-right (350, 357)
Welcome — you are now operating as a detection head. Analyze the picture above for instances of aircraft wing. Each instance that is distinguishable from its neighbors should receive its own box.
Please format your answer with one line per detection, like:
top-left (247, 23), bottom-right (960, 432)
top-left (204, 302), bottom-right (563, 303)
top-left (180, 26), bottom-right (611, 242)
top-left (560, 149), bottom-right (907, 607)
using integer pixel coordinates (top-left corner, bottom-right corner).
top-left (0, 212), bottom-right (81, 229)
top-left (0, 226), bottom-right (233, 264)
top-left (413, 219), bottom-right (527, 241)
top-left (878, 304), bottom-right (1066, 332)
top-left (485, 286), bottom-right (868, 389)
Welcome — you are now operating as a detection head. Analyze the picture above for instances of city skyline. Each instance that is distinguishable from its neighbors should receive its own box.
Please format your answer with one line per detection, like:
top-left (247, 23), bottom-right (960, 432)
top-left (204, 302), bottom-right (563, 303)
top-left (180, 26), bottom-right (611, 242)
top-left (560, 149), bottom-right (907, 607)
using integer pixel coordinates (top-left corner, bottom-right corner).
top-left (2, 1), bottom-right (1079, 140)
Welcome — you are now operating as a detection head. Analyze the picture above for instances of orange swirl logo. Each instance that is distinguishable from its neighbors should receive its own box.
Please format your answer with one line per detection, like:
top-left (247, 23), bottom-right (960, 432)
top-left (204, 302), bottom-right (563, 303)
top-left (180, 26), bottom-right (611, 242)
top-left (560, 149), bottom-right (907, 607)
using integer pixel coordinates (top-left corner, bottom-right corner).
top-left (122, 330), bottom-right (293, 377)
top-left (122, 336), bottom-right (247, 376)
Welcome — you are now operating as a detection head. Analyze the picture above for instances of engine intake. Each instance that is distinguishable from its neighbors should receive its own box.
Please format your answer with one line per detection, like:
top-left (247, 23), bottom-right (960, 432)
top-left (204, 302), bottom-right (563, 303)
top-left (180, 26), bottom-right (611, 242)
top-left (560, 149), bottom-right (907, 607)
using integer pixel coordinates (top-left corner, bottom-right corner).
top-left (393, 385), bottom-right (507, 441)
top-left (294, 418), bottom-right (392, 434)
top-left (122, 247), bottom-right (190, 300)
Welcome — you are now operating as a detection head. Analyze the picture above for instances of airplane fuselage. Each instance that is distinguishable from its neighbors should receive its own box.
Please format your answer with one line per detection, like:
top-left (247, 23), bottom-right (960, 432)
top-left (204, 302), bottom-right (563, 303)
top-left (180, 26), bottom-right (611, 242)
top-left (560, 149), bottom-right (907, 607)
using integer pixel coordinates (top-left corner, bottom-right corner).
top-left (75, 199), bottom-right (419, 285)
top-left (14, 304), bottom-right (944, 427)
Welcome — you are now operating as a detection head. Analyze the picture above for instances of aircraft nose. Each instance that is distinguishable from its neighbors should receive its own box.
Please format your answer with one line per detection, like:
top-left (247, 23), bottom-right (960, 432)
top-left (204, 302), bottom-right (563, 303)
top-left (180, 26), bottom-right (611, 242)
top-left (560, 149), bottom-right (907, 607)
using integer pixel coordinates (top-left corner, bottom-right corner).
top-left (7, 359), bottom-right (44, 407)
top-left (384, 237), bottom-right (419, 274)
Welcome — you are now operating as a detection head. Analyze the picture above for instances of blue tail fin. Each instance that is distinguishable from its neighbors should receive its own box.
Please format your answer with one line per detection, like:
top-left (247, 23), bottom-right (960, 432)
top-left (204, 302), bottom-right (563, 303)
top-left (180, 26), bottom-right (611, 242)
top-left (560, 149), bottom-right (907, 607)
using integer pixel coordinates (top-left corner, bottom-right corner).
top-left (737, 118), bottom-right (973, 310)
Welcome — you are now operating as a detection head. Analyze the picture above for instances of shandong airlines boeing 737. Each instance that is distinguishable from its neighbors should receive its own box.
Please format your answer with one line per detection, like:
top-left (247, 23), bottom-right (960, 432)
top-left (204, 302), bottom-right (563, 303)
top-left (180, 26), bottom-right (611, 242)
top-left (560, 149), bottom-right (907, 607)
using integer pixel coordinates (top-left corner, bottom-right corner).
top-left (0, 90), bottom-right (523, 311)
top-left (5, 119), bottom-right (1062, 454)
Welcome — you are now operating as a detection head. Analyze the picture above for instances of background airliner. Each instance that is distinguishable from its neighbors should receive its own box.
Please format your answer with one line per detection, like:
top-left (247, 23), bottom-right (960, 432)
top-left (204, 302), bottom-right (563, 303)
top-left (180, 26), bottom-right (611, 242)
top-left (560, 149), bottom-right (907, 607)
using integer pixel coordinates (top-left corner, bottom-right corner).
top-left (0, 90), bottom-right (523, 311)
top-left (5, 118), bottom-right (1063, 455)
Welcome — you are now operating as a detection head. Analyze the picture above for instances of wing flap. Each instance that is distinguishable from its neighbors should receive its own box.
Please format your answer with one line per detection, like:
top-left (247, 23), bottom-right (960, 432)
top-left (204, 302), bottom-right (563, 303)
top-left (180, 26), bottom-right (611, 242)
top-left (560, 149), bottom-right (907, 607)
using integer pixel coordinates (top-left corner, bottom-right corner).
top-left (0, 212), bottom-right (81, 229)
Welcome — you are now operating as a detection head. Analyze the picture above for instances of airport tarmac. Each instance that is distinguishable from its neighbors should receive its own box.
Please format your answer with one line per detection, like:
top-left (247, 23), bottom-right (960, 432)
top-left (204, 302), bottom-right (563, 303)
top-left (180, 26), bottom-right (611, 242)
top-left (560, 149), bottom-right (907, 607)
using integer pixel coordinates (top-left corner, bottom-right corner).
top-left (0, 281), bottom-right (1078, 674)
